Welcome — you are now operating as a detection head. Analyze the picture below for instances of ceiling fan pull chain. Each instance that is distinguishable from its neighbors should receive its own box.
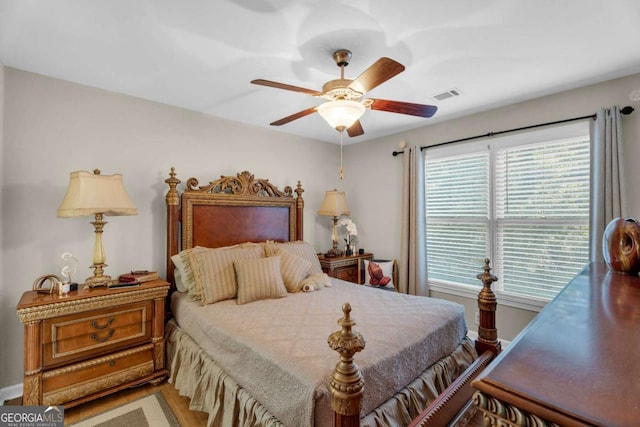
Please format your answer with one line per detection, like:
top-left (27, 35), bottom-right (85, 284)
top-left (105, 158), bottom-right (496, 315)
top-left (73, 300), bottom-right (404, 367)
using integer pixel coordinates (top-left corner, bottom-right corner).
top-left (339, 131), bottom-right (345, 180)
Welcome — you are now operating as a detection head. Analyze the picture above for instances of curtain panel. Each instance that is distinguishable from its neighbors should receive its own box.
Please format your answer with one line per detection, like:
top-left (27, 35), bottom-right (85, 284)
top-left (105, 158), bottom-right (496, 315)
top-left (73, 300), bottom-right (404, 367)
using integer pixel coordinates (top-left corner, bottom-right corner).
top-left (399, 145), bottom-right (427, 296)
top-left (590, 106), bottom-right (628, 262)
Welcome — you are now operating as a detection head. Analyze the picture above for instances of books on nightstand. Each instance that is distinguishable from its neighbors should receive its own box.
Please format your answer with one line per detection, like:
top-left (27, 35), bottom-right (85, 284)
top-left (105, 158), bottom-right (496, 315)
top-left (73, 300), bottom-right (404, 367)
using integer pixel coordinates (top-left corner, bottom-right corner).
top-left (118, 270), bottom-right (159, 283)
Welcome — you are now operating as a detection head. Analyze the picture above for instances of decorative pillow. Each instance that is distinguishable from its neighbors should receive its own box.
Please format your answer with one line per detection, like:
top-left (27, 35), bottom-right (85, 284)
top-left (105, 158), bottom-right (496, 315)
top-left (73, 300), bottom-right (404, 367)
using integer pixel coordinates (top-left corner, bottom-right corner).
top-left (172, 246), bottom-right (207, 300)
top-left (234, 256), bottom-right (288, 305)
top-left (275, 248), bottom-right (313, 292)
top-left (189, 244), bottom-right (265, 305)
top-left (363, 260), bottom-right (395, 289)
top-left (265, 241), bottom-right (322, 275)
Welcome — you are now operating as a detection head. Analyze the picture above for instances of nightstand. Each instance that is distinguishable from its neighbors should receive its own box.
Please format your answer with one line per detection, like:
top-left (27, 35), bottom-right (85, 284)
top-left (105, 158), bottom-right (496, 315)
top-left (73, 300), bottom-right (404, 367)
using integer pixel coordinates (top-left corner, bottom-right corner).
top-left (16, 279), bottom-right (169, 408)
top-left (318, 253), bottom-right (373, 284)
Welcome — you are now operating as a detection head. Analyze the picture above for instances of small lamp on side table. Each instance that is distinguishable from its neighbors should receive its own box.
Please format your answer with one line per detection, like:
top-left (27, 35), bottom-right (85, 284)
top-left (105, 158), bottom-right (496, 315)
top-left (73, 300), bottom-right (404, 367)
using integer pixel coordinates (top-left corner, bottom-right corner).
top-left (318, 189), bottom-right (350, 257)
top-left (57, 169), bottom-right (138, 288)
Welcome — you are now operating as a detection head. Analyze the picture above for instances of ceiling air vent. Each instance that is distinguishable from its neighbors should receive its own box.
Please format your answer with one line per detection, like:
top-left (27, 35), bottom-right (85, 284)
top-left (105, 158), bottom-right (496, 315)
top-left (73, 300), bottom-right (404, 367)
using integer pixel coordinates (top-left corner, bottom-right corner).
top-left (433, 88), bottom-right (462, 101)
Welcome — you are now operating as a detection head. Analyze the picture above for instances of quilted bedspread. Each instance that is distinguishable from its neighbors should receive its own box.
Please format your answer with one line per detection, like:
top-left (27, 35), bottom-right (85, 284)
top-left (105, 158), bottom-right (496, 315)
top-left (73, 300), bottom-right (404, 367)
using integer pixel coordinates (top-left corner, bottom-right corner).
top-left (171, 279), bottom-right (467, 427)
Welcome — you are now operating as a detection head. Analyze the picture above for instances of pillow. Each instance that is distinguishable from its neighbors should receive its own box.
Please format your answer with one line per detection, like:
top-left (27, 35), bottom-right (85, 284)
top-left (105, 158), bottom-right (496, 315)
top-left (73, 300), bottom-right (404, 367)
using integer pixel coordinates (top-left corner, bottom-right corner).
top-left (173, 269), bottom-right (187, 293)
top-left (172, 246), bottom-right (207, 300)
top-left (363, 260), bottom-right (395, 290)
top-left (234, 256), bottom-right (288, 304)
top-left (265, 241), bottom-right (323, 275)
top-left (189, 244), bottom-right (264, 305)
top-left (275, 248), bottom-right (313, 292)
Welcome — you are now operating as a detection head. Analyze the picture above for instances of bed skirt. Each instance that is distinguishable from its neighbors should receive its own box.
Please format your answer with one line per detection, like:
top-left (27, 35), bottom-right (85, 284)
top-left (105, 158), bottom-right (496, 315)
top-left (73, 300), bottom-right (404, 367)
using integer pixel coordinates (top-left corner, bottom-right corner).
top-left (166, 319), bottom-right (477, 427)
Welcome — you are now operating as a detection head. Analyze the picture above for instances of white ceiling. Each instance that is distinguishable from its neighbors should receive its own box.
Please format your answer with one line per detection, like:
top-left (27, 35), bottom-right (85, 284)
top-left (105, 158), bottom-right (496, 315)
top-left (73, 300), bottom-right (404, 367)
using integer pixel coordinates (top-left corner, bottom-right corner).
top-left (1, 0), bottom-right (640, 144)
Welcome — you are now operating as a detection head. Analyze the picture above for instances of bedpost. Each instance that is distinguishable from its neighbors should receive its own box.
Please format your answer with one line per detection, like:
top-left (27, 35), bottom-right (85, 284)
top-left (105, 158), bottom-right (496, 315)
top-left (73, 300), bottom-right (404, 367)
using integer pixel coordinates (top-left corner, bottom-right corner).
top-left (475, 258), bottom-right (501, 355)
top-left (295, 180), bottom-right (304, 240)
top-left (165, 167), bottom-right (181, 289)
top-left (327, 303), bottom-right (365, 427)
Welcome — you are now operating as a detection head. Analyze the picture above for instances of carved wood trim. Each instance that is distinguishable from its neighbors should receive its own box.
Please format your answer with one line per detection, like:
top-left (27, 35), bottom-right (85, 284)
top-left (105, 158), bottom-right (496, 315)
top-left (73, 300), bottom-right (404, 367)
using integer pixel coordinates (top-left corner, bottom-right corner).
top-left (409, 350), bottom-right (495, 427)
top-left (42, 344), bottom-right (153, 378)
top-left (476, 258), bottom-right (502, 355)
top-left (165, 167), bottom-right (181, 287)
top-left (185, 170), bottom-right (294, 197)
top-left (153, 340), bottom-right (165, 370)
top-left (43, 361), bottom-right (154, 405)
top-left (327, 303), bottom-right (365, 422)
top-left (473, 391), bottom-right (560, 427)
top-left (16, 287), bottom-right (168, 323)
top-left (23, 375), bottom-right (41, 406)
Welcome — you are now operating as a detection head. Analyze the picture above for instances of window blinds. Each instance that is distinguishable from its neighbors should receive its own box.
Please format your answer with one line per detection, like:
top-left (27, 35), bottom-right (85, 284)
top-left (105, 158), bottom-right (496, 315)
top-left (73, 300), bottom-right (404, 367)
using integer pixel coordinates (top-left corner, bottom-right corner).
top-left (425, 129), bottom-right (590, 302)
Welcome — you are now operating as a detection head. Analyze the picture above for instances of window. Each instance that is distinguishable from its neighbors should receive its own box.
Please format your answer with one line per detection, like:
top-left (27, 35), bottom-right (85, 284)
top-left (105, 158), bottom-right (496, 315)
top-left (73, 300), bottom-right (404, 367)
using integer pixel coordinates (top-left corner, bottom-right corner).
top-left (425, 122), bottom-right (590, 308)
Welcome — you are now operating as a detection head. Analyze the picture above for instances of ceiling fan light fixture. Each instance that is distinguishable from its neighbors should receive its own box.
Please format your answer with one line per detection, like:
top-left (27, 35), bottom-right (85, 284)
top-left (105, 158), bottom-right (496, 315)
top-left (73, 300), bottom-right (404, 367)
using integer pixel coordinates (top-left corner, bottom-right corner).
top-left (317, 100), bottom-right (365, 131)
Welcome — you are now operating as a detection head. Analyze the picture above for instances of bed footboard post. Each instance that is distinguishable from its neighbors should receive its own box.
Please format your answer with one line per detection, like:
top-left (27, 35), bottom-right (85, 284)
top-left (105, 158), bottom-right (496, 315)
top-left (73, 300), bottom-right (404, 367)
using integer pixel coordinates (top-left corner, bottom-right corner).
top-left (295, 181), bottom-right (304, 240)
top-left (476, 258), bottom-right (501, 355)
top-left (165, 167), bottom-right (181, 288)
top-left (328, 303), bottom-right (366, 427)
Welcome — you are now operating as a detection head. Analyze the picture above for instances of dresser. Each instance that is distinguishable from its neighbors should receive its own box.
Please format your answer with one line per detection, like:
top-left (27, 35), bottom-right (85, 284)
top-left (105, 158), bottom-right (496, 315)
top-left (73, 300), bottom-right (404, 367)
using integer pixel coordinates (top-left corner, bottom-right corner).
top-left (472, 263), bottom-right (640, 426)
top-left (318, 252), bottom-right (373, 283)
top-left (16, 280), bottom-right (169, 408)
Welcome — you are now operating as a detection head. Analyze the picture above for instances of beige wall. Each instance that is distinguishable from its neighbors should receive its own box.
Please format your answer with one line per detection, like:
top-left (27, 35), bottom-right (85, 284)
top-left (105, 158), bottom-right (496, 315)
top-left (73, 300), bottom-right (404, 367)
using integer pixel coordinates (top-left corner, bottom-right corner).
top-left (0, 68), bottom-right (343, 389)
top-left (344, 72), bottom-right (640, 341)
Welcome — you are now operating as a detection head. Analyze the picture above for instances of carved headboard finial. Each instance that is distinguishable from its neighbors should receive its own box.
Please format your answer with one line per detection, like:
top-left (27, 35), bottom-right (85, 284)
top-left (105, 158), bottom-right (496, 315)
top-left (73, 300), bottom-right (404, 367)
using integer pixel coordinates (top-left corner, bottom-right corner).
top-left (165, 167), bottom-right (181, 206)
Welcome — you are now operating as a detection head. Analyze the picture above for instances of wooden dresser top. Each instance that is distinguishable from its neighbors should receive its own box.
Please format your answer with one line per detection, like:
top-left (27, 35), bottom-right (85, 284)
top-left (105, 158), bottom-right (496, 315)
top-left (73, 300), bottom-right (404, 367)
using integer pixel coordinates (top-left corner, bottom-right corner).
top-left (17, 279), bottom-right (169, 310)
top-left (473, 263), bottom-right (640, 426)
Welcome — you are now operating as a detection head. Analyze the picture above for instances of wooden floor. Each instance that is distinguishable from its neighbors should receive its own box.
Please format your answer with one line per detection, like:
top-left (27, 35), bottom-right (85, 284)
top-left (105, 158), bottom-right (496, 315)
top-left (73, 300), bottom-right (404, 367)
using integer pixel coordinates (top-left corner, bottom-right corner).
top-left (8, 380), bottom-right (485, 426)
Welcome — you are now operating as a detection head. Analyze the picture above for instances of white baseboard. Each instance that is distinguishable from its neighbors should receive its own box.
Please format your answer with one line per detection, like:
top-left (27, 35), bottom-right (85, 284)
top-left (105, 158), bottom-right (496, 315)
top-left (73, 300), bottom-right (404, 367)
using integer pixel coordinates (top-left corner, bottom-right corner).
top-left (0, 383), bottom-right (23, 405)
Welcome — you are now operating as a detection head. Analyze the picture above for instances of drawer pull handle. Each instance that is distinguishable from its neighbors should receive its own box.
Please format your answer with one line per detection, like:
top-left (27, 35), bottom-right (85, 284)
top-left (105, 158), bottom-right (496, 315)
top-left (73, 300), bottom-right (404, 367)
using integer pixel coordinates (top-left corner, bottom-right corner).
top-left (91, 317), bottom-right (115, 330)
top-left (109, 361), bottom-right (116, 367)
top-left (91, 329), bottom-right (115, 343)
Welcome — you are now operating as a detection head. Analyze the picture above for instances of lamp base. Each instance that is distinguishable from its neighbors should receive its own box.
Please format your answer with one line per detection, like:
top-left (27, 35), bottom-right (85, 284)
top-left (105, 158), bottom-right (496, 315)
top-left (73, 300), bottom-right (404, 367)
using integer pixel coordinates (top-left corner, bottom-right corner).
top-left (83, 263), bottom-right (112, 289)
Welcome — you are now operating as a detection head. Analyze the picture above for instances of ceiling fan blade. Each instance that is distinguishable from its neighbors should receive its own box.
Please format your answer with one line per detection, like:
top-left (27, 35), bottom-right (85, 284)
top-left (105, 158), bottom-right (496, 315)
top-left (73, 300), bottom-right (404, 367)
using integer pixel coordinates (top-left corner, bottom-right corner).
top-left (270, 107), bottom-right (318, 126)
top-left (347, 120), bottom-right (364, 137)
top-left (368, 98), bottom-right (438, 118)
top-left (348, 58), bottom-right (405, 94)
top-left (251, 79), bottom-right (323, 96)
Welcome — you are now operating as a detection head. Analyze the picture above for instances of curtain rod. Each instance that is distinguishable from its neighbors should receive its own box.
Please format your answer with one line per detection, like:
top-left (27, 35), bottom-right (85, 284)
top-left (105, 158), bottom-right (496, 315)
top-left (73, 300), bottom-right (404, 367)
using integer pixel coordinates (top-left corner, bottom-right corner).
top-left (392, 105), bottom-right (635, 156)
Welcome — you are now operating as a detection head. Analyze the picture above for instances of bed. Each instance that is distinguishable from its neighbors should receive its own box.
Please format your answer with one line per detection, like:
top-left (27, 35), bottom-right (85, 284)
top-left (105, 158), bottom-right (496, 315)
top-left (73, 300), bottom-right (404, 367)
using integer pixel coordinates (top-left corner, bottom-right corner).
top-left (163, 168), bottom-right (501, 427)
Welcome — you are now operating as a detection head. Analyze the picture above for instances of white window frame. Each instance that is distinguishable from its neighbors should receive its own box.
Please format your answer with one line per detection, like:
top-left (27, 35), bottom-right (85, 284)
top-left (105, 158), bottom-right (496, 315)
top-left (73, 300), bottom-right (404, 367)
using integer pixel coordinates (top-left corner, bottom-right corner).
top-left (425, 122), bottom-right (591, 312)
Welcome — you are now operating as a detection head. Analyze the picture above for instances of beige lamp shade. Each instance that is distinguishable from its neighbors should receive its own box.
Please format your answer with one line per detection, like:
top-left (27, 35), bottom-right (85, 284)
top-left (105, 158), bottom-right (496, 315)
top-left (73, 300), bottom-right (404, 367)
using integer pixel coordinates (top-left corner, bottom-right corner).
top-left (57, 170), bottom-right (138, 218)
top-left (318, 189), bottom-right (350, 217)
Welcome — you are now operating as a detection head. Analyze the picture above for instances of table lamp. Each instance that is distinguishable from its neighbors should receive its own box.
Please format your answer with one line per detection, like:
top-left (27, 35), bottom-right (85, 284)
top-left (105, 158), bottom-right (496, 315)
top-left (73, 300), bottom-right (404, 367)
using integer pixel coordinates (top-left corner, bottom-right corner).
top-left (318, 189), bottom-right (350, 257)
top-left (57, 169), bottom-right (138, 288)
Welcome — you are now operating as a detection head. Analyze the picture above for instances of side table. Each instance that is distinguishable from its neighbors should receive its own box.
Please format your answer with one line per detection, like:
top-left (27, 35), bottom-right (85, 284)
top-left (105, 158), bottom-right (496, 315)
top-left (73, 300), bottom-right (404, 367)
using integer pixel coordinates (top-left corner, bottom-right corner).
top-left (16, 279), bottom-right (169, 407)
top-left (318, 253), bottom-right (373, 284)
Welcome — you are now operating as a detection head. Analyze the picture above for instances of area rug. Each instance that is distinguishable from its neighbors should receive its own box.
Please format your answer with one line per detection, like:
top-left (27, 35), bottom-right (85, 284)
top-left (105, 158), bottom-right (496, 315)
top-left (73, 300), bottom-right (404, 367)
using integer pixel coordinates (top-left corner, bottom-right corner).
top-left (69, 391), bottom-right (179, 427)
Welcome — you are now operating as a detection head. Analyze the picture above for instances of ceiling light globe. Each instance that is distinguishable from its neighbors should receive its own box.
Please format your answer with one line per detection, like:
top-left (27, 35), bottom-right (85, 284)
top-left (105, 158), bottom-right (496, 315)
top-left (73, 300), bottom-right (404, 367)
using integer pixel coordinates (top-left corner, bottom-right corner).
top-left (317, 100), bottom-right (365, 131)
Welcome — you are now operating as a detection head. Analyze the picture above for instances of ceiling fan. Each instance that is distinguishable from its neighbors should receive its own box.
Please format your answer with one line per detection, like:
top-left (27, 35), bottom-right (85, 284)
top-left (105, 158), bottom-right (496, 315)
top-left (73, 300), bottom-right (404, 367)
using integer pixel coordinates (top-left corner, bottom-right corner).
top-left (251, 49), bottom-right (438, 137)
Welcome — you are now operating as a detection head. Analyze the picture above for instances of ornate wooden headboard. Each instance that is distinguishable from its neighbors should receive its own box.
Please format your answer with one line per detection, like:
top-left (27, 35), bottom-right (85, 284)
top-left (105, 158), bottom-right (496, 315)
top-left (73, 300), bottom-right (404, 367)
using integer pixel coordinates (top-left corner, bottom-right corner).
top-left (164, 168), bottom-right (304, 291)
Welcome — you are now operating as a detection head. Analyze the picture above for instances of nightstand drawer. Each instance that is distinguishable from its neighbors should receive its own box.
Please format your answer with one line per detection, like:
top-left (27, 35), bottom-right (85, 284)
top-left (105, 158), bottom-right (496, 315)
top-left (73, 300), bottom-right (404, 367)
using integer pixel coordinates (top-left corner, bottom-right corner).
top-left (335, 267), bottom-right (359, 282)
top-left (42, 344), bottom-right (154, 406)
top-left (43, 301), bottom-right (152, 368)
